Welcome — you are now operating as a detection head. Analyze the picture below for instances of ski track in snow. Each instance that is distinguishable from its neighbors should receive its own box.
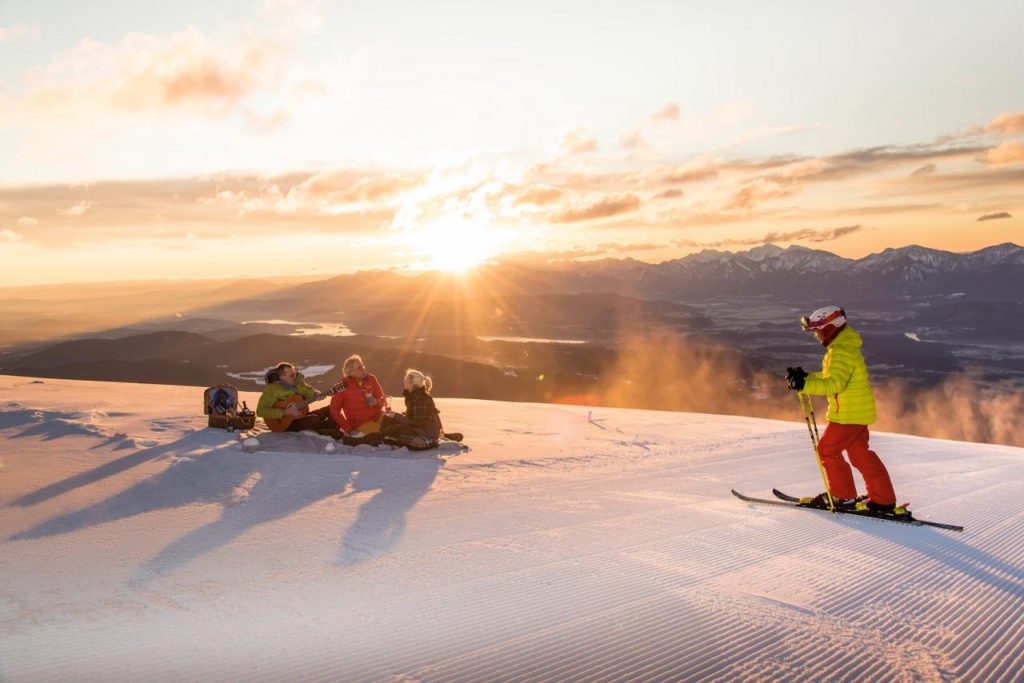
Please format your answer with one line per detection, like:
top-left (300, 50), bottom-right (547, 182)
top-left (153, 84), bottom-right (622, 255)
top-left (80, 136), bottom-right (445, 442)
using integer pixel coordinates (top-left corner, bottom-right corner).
top-left (0, 375), bottom-right (1022, 682)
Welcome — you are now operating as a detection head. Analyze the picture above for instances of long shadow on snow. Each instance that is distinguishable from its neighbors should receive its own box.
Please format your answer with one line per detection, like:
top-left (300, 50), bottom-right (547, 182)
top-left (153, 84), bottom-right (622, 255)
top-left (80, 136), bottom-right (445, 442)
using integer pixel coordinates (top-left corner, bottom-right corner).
top-left (7, 428), bottom-right (223, 508)
top-left (10, 441), bottom-right (441, 578)
top-left (336, 455), bottom-right (442, 567)
top-left (828, 514), bottom-right (1024, 601)
top-left (0, 408), bottom-right (105, 440)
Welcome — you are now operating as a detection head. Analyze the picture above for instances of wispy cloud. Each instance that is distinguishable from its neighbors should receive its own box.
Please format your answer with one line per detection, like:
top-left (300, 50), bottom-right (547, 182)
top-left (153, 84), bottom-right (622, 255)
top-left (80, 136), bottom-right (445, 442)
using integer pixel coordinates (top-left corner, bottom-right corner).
top-left (550, 194), bottom-right (642, 223)
top-left (620, 102), bottom-right (681, 150)
top-left (937, 110), bottom-right (1024, 143)
top-left (0, 22), bottom-right (41, 43)
top-left (560, 128), bottom-right (599, 155)
top-left (499, 241), bottom-right (661, 263)
top-left (728, 178), bottom-right (797, 210)
top-left (2, 104), bottom-right (1021, 270)
top-left (0, 173), bottom-right (402, 246)
top-left (678, 225), bottom-right (863, 249)
top-left (650, 102), bottom-right (681, 124)
top-left (202, 168), bottom-right (426, 215)
top-left (1, 5), bottom-right (320, 124)
top-left (511, 185), bottom-right (563, 207)
top-left (59, 201), bottom-right (92, 217)
top-left (976, 211), bottom-right (1012, 222)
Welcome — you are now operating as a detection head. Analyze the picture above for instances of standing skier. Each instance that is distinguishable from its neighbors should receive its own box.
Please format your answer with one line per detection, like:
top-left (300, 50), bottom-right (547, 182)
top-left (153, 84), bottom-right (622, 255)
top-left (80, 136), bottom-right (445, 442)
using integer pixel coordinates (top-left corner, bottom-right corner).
top-left (786, 306), bottom-right (905, 515)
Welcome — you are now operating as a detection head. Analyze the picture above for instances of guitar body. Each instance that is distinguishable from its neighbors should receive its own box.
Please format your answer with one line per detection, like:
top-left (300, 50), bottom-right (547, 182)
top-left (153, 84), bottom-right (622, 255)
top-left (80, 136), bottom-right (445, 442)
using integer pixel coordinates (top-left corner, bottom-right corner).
top-left (262, 381), bottom-right (344, 433)
top-left (264, 394), bottom-right (310, 432)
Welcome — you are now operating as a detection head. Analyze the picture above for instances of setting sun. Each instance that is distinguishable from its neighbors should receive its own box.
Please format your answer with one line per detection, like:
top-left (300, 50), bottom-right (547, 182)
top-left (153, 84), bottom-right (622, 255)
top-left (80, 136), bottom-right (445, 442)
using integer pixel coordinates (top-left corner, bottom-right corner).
top-left (414, 217), bottom-right (508, 272)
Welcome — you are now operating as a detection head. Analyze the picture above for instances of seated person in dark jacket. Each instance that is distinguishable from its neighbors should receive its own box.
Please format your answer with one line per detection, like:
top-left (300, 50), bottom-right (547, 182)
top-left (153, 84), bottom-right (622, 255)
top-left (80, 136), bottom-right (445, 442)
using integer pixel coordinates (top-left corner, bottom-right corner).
top-left (380, 369), bottom-right (444, 450)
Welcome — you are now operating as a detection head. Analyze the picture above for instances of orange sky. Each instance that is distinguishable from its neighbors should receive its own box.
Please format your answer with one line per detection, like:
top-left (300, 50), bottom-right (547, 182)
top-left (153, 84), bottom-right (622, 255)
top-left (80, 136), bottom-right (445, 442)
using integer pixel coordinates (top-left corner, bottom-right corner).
top-left (1, 2), bottom-right (1022, 284)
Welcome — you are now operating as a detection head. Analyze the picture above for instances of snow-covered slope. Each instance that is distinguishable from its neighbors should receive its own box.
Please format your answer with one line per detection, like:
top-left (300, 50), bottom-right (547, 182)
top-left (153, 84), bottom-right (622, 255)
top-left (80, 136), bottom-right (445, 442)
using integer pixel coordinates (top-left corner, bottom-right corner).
top-left (1, 375), bottom-right (1022, 682)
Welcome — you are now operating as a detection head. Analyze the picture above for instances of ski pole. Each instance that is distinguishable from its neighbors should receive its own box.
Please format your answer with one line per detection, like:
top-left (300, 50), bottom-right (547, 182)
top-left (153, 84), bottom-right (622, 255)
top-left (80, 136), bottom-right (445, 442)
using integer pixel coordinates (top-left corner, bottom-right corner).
top-left (798, 392), bottom-right (836, 511)
top-left (803, 393), bottom-right (831, 507)
top-left (806, 393), bottom-right (821, 444)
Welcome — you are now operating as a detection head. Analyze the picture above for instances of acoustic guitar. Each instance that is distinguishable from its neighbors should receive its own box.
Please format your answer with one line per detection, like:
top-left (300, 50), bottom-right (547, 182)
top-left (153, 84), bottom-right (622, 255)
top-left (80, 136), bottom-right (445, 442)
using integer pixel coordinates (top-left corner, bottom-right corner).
top-left (264, 381), bottom-right (346, 432)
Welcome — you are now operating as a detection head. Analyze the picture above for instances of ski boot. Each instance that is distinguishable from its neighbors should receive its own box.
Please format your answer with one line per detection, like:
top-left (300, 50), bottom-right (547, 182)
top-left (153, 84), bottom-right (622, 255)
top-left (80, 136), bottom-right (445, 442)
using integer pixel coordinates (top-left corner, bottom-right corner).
top-left (855, 499), bottom-right (913, 518)
top-left (798, 493), bottom-right (857, 510)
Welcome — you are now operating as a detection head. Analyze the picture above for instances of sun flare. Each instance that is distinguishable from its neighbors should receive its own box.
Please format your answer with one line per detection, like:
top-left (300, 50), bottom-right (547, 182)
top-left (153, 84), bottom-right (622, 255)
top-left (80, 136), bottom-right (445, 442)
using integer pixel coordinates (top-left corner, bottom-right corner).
top-left (415, 217), bottom-right (507, 272)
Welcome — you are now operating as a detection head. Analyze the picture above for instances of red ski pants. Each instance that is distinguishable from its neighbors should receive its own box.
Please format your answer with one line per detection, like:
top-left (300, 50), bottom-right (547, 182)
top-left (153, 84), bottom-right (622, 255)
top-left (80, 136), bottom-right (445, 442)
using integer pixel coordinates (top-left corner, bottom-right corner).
top-left (817, 422), bottom-right (896, 505)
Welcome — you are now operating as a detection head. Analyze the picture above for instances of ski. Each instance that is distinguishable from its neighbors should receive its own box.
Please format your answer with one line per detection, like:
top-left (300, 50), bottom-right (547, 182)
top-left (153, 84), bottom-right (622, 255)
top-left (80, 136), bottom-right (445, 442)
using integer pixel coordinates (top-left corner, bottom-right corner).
top-left (731, 490), bottom-right (964, 532)
top-left (771, 489), bottom-right (801, 503)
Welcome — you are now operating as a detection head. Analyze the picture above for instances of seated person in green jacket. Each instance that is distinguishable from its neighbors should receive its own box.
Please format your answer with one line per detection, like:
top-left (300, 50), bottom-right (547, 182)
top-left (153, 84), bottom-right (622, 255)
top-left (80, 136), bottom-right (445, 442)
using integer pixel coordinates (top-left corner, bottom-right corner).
top-left (256, 362), bottom-right (341, 436)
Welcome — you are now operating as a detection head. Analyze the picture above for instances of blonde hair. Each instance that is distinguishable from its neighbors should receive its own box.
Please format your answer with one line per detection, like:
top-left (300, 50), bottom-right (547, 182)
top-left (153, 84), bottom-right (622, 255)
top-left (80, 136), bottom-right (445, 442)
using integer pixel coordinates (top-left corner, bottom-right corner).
top-left (343, 354), bottom-right (365, 376)
top-left (404, 368), bottom-right (433, 393)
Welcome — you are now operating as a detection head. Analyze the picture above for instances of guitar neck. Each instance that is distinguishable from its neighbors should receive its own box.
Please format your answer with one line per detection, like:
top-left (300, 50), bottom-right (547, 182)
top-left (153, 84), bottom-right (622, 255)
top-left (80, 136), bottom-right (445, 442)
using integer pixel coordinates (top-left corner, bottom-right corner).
top-left (293, 386), bottom-right (340, 410)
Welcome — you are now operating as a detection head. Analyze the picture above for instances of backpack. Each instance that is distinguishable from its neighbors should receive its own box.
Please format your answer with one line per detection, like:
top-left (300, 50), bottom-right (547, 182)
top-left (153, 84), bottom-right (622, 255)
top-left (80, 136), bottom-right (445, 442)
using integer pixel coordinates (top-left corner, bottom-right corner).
top-left (203, 384), bottom-right (256, 430)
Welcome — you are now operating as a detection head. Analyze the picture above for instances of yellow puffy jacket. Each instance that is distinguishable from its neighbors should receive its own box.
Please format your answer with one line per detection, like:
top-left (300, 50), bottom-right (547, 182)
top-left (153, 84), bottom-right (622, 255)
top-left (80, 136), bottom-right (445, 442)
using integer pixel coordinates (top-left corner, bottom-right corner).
top-left (802, 325), bottom-right (877, 425)
top-left (256, 372), bottom-right (317, 420)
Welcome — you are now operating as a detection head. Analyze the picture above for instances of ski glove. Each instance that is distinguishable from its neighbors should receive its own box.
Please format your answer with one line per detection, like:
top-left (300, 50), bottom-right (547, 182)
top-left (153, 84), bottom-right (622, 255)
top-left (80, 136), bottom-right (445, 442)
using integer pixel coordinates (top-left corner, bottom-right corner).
top-left (786, 366), bottom-right (808, 391)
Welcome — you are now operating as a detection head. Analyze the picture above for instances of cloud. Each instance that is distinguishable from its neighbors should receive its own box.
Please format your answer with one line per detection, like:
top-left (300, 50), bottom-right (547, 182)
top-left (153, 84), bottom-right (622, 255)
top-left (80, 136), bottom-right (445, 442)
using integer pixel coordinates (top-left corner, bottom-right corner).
top-left (598, 241), bottom-right (661, 253)
top-left (875, 167), bottom-right (1024, 198)
top-left (4, 106), bottom-right (1021, 264)
top-left (498, 241), bottom-right (661, 263)
top-left (728, 178), bottom-right (797, 210)
top-left (0, 22), bottom-right (41, 43)
top-left (982, 140), bottom-right (1024, 166)
top-left (651, 102), bottom-right (680, 124)
top-left (244, 108), bottom-right (291, 134)
top-left (984, 111), bottom-right (1024, 136)
top-left (2, 5), bottom-right (320, 124)
top-left (936, 111), bottom-right (1024, 143)
top-left (619, 129), bottom-right (647, 150)
top-left (657, 164), bottom-right (719, 184)
top-left (294, 169), bottom-right (424, 203)
top-left (0, 173), bottom-right (401, 246)
top-left (17, 32), bottom-right (280, 119)
top-left (772, 158), bottom-right (828, 179)
top-left (511, 185), bottom-right (563, 207)
top-left (798, 224), bottom-right (863, 242)
top-left (550, 194), bottom-right (642, 223)
top-left (203, 168), bottom-right (426, 215)
top-left (782, 144), bottom-right (986, 182)
top-left (619, 102), bottom-right (681, 150)
top-left (0, 229), bottom-right (22, 241)
top-left (59, 201), bottom-right (92, 217)
top-left (560, 128), bottom-right (599, 155)
top-left (677, 225), bottom-right (863, 249)
top-left (264, 0), bottom-right (326, 34)
top-left (976, 211), bottom-right (1011, 222)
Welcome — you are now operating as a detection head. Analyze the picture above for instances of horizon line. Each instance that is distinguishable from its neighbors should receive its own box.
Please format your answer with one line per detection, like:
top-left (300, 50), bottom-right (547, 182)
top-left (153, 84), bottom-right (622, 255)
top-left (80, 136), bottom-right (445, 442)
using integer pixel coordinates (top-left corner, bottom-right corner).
top-left (2, 239), bottom-right (1020, 291)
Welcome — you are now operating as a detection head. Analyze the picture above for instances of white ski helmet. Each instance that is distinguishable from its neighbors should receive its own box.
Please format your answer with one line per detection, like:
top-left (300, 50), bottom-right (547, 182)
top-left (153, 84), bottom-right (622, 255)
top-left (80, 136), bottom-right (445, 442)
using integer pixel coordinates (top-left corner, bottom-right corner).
top-left (801, 305), bottom-right (847, 331)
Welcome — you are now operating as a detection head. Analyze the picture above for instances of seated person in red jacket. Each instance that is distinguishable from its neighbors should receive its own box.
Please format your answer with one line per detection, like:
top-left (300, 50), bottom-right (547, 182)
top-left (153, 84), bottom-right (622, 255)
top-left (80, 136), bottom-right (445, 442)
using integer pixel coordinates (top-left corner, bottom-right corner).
top-left (329, 354), bottom-right (386, 436)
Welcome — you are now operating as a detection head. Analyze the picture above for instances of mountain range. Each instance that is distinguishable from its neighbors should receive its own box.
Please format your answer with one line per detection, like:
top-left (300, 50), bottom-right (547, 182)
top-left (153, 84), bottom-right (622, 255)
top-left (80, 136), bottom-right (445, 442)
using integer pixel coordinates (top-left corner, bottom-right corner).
top-left (1, 242), bottom-right (1021, 426)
